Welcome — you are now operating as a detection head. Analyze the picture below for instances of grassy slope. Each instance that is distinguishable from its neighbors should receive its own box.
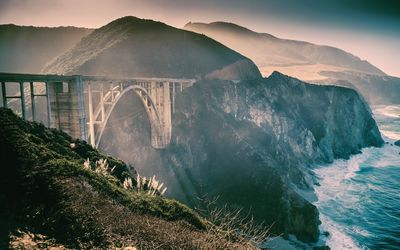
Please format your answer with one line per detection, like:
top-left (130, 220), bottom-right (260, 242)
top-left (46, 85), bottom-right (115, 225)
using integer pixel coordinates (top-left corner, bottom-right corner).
top-left (0, 108), bottom-right (253, 249)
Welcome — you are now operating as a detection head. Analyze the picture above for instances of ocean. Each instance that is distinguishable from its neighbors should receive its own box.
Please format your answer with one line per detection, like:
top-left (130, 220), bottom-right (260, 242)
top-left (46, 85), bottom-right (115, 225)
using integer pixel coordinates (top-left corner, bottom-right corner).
top-left (314, 105), bottom-right (400, 249)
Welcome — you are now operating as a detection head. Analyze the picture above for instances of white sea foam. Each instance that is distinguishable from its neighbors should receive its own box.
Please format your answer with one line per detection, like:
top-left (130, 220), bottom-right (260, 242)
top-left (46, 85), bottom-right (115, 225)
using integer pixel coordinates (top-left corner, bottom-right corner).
top-left (314, 105), bottom-right (400, 249)
top-left (314, 156), bottom-right (366, 249)
top-left (314, 147), bottom-right (399, 249)
top-left (318, 214), bottom-right (362, 250)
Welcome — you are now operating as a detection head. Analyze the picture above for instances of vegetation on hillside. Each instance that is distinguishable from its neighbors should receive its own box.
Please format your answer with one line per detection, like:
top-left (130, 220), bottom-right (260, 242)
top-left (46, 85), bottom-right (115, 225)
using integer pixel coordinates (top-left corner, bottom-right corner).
top-left (0, 108), bottom-right (265, 249)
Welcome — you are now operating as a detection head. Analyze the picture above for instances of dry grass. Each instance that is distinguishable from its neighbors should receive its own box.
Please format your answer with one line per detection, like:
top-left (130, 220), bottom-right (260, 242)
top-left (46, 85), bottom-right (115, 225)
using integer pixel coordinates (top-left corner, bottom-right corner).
top-left (56, 177), bottom-right (261, 249)
top-left (195, 197), bottom-right (272, 249)
top-left (9, 229), bottom-right (68, 250)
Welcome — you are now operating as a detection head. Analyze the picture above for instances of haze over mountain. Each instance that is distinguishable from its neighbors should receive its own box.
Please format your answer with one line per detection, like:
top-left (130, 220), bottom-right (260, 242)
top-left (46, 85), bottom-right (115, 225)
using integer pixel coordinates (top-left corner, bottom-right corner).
top-left (185, 21), bottom-right (400, 104)
top-left (0, 24), bottom-right (92, 73)
top-left (43, 17), bottom-right (261, 80)
top-left (185, 22), bottom-right (384, 78)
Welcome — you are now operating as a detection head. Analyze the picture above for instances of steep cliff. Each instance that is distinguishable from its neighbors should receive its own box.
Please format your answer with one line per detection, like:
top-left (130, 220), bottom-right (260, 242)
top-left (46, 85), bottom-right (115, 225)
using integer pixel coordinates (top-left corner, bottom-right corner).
top-left (100, 72), bottom-right (383, 242)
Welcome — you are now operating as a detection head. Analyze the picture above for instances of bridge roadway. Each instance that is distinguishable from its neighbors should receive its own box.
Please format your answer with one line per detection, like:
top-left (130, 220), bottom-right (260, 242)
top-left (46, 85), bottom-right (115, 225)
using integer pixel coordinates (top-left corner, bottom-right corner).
top-left (0, 72), bottom-right (196, 149)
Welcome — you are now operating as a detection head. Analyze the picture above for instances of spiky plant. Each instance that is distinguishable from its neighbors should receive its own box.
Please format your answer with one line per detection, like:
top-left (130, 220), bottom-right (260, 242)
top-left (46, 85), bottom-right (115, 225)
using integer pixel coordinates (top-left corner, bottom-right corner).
top-left (83, 158), bottom-right (90, 170)
top-left (123, 177), bottom-right (133, 189)
top-left (136, 174), bottom-right (167, 196)
top-left (81, 159), bottom-right (167, 196)
top-left (95, 159), bottom-right (109, 176)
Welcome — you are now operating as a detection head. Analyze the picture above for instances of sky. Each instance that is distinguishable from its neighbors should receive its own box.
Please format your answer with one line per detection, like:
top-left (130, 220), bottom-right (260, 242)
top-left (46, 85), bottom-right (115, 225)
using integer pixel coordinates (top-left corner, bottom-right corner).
top-left (0, 0), bottom-right (399, 76)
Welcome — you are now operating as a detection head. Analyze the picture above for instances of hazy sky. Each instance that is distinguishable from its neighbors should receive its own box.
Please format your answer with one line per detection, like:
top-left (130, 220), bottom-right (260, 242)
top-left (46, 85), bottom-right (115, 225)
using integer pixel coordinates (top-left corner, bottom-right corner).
top-left (0, 0), bottom-right (399, 76)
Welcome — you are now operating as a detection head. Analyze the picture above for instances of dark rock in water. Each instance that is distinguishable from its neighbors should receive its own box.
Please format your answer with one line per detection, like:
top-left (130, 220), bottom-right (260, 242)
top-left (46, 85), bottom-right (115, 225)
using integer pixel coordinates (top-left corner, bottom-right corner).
top-left (394, 140), bottom-right (400, 147)
top-left (313, 246), bottom-right (331, 250)
top-left (322, 231), bottom-right (330, 237)
top-left (100, 72), bottom-right (383, 243)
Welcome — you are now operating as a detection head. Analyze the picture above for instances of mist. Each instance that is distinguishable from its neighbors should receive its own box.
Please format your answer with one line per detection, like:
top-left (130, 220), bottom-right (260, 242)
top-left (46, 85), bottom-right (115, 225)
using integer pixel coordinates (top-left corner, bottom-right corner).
top-left (0, 0), bottom-right (398, 76)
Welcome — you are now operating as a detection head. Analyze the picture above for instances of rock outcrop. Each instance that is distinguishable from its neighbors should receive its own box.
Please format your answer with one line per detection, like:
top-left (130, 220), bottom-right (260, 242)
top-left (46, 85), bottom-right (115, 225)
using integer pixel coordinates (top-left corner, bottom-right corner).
top-left (100, 72), bottom-right (383, 242)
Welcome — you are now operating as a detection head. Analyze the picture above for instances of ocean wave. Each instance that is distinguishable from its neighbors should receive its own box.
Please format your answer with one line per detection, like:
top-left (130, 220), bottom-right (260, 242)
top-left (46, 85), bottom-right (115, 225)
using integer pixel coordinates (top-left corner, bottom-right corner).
top-left (314, 142), bottom-right (400, 249)
top-left (318, 214), bottom-right (363, 250)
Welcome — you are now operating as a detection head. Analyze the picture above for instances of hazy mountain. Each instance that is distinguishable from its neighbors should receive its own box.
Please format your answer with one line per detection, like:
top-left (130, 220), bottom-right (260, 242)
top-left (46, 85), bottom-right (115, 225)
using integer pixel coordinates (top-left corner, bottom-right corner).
top-left (319, 71), bottom-right (400, 104)
top-left (184, 21), bottom-right (400, 104)
top-left (0, 24), bottom-right (92, 73)
top-left (100, 71), bottom-right (383, 243)
top-left (43, 17), bottom-right (261, 80)
top-left (184, 22), bottom-right (384, 78)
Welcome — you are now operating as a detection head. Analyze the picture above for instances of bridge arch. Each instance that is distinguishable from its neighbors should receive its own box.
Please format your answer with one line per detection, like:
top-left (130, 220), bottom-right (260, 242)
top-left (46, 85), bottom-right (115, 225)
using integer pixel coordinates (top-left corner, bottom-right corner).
top-left (0, 73), bottom-right (196, 149)
top-left (91, 85), bottom-right (164, 149)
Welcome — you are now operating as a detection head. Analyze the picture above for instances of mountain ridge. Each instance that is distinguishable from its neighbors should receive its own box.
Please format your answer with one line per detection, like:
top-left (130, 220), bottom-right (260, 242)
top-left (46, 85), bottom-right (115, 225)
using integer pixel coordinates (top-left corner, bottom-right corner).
top-left (43, 16), bottom-right (261, 80)
top-left (184, 21), bottom-right (400, 104)
top-left (0, 24), bottom-right (92, 73)
top-left (184, 21), bottom-right (385, 76)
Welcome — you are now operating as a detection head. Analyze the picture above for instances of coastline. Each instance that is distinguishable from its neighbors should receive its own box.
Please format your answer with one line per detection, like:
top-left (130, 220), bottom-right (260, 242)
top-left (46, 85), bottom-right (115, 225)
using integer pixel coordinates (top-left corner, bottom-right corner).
top-left (312, 104), bottom-right (400, 249)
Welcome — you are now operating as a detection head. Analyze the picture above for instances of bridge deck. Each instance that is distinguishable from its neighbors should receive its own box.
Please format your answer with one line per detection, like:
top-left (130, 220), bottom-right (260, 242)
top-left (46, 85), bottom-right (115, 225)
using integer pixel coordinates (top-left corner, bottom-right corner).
top-left (0, 72), bottom-right (196, 149)
top-left (0, 72), bottom-right (196, 84)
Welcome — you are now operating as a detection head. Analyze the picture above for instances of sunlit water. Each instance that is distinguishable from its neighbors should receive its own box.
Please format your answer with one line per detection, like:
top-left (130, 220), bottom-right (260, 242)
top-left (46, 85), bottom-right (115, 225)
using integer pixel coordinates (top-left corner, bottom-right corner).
top-left (314, 105), bottom-right (400, 250)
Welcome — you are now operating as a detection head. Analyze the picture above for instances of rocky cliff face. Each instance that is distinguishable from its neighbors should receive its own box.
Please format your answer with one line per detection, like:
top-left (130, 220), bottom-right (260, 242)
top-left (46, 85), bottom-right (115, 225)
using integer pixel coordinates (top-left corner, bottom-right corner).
top-left (100, 72), bottom-right (383, 242)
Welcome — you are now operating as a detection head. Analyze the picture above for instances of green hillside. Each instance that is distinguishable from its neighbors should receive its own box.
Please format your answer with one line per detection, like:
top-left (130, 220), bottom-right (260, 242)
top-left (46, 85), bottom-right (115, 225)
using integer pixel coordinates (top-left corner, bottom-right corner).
top-left (0, 108), bottom-right (260, 249)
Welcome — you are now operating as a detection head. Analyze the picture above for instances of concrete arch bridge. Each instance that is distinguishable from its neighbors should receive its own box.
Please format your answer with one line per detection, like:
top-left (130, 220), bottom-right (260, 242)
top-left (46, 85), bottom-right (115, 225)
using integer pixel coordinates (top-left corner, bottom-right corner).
top-left (0, 73), bottom-right (195, 149)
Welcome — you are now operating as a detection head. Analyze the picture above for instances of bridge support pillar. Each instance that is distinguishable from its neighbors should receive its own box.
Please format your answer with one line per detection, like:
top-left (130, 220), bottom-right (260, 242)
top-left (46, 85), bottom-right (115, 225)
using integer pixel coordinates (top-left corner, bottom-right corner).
top-left (147, 81), bottom-right (173, 148)
top-left (48, 77), bottom-right (87, 141)
top-left (162, 81), bottom-right (172, 145)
